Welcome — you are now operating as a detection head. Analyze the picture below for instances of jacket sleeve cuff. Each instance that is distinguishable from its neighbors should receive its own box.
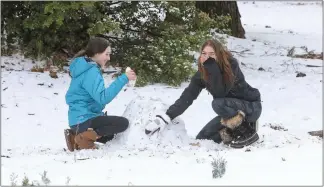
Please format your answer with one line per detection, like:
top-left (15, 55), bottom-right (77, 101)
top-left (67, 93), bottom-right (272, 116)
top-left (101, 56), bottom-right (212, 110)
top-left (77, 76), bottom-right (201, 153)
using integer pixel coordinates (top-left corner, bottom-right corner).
top-left (118, 73), bottom-right (129, 84)
top-left (203, 57), bottom-right (216, 67)
top-left (157, 112), bottom-right (172, 124)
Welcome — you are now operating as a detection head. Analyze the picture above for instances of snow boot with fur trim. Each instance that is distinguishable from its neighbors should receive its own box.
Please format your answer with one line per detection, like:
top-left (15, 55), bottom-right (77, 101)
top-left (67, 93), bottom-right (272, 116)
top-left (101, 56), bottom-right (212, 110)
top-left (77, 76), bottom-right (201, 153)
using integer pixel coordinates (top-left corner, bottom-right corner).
top-left (219, 128), bottom-right (233, 144)
top-left (228, 121), bottom-right (259, 149)
top-left (74, 128), bottom-right (100, 150)
top-left (64, 129), bottom-right (79, 152)
top-left (220, 110), bottom-right (245, 129)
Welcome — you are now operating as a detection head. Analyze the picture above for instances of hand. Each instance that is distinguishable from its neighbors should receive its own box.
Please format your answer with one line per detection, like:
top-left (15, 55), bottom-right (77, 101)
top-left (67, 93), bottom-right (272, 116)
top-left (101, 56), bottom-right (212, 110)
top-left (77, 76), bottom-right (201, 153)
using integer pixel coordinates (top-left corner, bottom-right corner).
top-left (145, 113), bottom-right (172, 136)
top-left (199, 55), bottom-right (208, 64)
top-left (125, 67), bottom-right (136, 81)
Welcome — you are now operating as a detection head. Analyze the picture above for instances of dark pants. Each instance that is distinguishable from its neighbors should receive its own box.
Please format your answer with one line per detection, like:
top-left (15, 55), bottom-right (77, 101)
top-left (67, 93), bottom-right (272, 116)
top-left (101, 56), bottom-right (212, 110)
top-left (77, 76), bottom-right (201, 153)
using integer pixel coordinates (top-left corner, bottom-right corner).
top-left (196, 98), bottom-right (262, 143)
top-left (71, 115), bottom-right (129, 144)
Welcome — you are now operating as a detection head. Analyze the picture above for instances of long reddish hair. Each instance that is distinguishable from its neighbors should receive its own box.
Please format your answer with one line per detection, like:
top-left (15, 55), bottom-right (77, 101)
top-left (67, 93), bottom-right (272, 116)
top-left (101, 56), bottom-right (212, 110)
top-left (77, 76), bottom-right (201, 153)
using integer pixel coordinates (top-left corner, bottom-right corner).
top-left (198, 39), bottom-right (234, 85)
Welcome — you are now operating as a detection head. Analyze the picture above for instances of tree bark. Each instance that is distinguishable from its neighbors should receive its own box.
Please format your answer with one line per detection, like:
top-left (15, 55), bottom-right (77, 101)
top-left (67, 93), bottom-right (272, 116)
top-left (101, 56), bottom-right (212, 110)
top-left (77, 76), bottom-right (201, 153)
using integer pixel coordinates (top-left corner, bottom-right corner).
top-left (195, 1), bottom-right (245, 39)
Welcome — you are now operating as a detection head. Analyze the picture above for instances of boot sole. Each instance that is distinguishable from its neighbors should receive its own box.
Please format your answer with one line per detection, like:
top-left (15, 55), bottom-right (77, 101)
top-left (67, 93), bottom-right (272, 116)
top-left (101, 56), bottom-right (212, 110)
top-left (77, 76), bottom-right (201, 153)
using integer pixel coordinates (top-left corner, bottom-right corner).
top-left (229, 133), bottom-right (259, 149)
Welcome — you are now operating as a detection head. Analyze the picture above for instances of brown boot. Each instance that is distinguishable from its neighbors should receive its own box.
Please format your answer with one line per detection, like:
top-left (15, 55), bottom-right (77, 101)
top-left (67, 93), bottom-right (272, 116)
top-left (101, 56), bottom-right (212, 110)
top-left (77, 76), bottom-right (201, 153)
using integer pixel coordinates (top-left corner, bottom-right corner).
top-left (220, 110), bottom-right (245, 129)
top-left (74, 128), bottom-right (99, 150)
top-left (64, 129), bottom-right (79, 152)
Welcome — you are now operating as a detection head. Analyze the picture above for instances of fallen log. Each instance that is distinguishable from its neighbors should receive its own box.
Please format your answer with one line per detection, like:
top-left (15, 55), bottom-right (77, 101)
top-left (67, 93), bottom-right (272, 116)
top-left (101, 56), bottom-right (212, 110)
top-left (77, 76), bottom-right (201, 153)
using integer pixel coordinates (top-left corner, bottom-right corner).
top-left (308, 130), bottom-right (323, 138)
top-left (306, 65), bottom-right (322, 67)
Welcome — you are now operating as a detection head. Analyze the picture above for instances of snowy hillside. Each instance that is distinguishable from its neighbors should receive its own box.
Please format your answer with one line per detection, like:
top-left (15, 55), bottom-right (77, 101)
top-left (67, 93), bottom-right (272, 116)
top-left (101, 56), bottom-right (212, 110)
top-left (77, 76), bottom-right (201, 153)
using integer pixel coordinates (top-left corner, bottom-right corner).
top-left (1, 2), bottom-right (322, 186)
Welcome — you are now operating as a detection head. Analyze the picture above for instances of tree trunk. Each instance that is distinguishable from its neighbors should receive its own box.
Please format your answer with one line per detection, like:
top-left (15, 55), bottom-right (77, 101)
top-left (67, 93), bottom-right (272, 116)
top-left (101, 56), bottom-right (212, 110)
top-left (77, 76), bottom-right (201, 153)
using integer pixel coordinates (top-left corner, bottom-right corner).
top-left (195, 1), bottom-right (245, 39)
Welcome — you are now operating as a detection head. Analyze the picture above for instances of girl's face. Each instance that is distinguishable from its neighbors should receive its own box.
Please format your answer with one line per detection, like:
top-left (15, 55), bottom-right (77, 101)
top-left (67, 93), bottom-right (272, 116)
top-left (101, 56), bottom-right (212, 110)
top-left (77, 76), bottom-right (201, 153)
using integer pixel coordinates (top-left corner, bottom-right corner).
top-left (200, 45), bottom-right (216, 64)
top-left (93, 46), bottom-right (111, 67)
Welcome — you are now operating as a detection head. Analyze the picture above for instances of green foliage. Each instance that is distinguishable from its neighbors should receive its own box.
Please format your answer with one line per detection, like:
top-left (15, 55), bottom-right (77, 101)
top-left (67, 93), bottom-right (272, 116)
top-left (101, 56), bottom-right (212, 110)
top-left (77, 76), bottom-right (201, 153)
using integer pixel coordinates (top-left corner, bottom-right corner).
top-left (9, 171), bottom-right (52, 186)
top-left (211, 155), bottom-right (227, 179)
top-left (2, 1), bottom-right (231, 86)
top-left (21, 175), bottom-right (37, 186)
top-left (110, 1), bottom-right (230, 86)
top-left (2, 1), bottom-right (120, 62)
top-left (1, 1), bottom-right (27, 55)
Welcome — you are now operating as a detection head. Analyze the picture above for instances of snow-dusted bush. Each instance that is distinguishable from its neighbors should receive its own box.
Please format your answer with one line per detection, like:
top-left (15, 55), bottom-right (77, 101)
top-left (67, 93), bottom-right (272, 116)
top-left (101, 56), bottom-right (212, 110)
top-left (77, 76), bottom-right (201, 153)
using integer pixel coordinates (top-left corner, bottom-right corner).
top-left (2, 1), bottom-right (230, 86)
top-left (211, 155), bottom-right (227, 179)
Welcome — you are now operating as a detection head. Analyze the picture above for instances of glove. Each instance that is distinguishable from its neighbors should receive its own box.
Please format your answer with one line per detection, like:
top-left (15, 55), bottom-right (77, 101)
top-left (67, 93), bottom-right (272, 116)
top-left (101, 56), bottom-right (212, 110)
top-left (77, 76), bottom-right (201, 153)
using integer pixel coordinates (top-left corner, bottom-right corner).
top-left (145, 113), bottom-right (172, 136)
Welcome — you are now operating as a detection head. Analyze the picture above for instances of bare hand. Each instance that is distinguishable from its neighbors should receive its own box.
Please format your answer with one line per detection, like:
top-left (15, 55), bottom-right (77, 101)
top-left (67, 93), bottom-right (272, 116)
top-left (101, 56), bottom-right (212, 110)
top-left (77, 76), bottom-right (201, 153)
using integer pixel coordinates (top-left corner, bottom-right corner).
top-left (126, 69), bottom-right (137, 81)
top-left (200, 55), bottom-right (207, 64)
top-left (199, 55), bottom-right (215, 64)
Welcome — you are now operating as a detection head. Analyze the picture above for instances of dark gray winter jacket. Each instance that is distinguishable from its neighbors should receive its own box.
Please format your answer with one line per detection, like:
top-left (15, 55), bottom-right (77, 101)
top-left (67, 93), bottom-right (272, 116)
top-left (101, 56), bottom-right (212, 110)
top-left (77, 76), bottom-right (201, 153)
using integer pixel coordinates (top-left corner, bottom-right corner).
top-left (166, 57), bottom-right (261, 120)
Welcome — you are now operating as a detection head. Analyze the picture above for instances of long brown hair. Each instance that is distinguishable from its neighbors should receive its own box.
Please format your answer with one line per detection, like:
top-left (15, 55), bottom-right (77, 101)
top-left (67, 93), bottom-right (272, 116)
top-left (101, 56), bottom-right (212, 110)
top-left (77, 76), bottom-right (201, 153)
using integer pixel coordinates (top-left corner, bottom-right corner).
top-left (198, 39), bottom-right (234, 85)
top-left (73, 37), bottom-right (110, 58)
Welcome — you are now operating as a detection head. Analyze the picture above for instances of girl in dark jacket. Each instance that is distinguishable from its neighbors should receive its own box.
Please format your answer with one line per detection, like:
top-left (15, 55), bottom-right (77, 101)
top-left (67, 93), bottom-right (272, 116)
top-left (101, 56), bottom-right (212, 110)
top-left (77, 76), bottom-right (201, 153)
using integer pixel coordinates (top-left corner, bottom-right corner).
top-left (145, 39), bottom-right (262, 148)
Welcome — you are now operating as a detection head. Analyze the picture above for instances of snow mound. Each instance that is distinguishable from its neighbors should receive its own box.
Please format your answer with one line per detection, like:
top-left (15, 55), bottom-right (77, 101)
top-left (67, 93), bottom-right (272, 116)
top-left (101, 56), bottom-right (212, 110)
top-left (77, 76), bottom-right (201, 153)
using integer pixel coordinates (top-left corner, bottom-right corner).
top-left (111, 95), bottom-right (191, 149)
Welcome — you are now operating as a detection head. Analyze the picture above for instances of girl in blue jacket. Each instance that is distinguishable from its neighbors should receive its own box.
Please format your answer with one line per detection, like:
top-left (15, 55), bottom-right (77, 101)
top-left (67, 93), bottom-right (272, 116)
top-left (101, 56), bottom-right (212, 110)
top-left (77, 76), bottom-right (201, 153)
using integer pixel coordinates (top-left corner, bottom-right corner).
top-left (65, 37), bottom-right (136, 151)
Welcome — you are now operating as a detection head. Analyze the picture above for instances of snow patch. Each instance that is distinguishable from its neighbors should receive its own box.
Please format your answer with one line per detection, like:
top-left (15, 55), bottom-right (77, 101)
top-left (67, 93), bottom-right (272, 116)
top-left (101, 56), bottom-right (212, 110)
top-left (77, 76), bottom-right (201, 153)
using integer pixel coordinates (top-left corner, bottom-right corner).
top-left (112, 95), bottom-right (191, 149)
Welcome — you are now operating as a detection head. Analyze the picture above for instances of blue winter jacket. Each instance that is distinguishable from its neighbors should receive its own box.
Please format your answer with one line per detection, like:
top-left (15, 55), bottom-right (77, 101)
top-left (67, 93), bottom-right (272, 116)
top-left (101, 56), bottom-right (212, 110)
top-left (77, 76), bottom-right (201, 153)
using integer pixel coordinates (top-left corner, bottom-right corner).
top-left (65, 56), bottom-right (129, 127)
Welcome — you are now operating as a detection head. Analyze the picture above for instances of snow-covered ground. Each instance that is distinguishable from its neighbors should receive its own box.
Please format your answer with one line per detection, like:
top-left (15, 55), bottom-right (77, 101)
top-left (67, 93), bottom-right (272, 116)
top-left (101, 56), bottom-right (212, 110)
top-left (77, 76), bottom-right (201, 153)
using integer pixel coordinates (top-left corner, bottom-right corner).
top-left (1, 1), bottom-right (322, 186)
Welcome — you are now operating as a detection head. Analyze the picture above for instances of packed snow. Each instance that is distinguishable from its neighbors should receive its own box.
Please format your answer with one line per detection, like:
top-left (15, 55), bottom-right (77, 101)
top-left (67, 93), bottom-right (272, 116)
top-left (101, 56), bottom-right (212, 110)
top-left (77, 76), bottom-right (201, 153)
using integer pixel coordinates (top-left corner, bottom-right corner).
top-left (1, 1), bottom-right (322, 186)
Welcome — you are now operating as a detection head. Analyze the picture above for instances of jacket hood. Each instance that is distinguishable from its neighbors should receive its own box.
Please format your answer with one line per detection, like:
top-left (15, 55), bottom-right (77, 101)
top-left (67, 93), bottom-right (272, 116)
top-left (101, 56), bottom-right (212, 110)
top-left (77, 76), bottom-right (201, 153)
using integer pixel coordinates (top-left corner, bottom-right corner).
top-left (69, 57), bottom-right (99, 78)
